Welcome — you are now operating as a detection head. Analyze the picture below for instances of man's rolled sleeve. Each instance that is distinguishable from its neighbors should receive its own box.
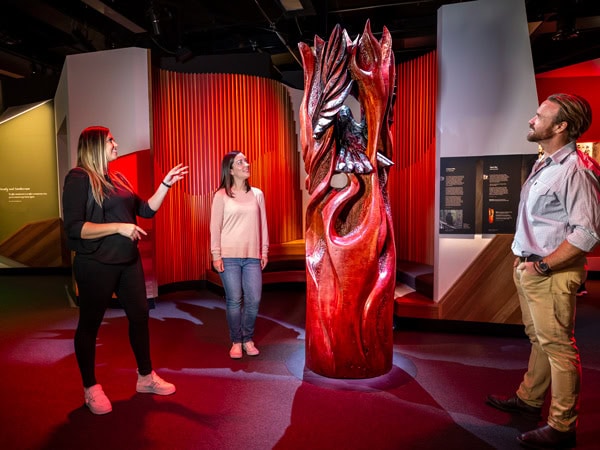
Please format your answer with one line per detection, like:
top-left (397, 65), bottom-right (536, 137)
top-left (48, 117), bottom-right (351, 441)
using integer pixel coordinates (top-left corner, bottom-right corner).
top-left (566, 168), bottom-right (600, 253)
top-left (567, 227), bottom-right (600, 253)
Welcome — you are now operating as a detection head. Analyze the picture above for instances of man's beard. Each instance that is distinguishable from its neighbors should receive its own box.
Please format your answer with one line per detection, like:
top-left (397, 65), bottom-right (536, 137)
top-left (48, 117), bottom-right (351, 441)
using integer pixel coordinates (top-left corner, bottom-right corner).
top-left (527, 127), bottom-right (554, 143)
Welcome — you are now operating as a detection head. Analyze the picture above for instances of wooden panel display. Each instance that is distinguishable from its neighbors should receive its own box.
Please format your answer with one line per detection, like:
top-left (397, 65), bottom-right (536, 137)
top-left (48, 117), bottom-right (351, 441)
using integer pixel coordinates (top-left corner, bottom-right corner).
top-left (439, 234), bottom-right (522, 324)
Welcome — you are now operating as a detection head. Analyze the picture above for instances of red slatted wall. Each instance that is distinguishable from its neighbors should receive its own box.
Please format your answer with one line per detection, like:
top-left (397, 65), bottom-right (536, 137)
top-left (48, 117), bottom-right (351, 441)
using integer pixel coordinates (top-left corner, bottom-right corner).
top-left (152, 71), bottom-right (302, 285)
top-left (389, 51), bottom-right (437, 265)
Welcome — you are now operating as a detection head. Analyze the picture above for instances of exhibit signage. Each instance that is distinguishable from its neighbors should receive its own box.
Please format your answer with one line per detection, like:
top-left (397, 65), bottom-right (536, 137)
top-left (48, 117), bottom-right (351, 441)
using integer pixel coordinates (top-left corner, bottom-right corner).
top-left (440, 155), bottom-right (534, 235)
top-left (439, 157), bottom-right (476, 234)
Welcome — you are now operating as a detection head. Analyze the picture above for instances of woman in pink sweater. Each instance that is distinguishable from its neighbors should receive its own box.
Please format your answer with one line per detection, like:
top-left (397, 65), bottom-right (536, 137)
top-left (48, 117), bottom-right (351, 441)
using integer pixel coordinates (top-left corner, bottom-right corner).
top-left (210, 151), bottom-right (269, 359)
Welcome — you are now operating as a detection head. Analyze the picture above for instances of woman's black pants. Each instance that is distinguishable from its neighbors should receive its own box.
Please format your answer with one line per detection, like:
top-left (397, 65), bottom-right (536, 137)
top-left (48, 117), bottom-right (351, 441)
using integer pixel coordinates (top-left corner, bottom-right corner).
top-left (73, 254), bottom-right (152, 387)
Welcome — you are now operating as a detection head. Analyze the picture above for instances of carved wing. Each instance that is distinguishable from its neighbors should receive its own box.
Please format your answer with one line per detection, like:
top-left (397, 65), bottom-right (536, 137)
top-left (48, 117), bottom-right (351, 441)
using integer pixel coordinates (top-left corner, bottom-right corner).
top-left (311, 25), bottom-right (354, 140)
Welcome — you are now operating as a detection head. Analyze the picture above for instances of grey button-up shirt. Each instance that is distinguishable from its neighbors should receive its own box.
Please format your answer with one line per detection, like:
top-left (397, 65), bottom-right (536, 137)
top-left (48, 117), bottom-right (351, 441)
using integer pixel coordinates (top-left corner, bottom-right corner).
top-left (512, 142), bottom-right (600, 257)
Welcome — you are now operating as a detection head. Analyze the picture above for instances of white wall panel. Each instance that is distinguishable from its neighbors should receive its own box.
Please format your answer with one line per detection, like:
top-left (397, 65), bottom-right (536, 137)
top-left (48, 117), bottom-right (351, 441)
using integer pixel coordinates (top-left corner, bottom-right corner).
top-left (435, 0), bottom-right (539, 299)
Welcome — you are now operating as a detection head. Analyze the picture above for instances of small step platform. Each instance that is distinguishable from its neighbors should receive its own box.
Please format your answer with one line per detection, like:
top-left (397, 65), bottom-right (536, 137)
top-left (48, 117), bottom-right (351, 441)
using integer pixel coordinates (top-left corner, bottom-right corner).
top-left (394, 260), bottom-right (437, 319)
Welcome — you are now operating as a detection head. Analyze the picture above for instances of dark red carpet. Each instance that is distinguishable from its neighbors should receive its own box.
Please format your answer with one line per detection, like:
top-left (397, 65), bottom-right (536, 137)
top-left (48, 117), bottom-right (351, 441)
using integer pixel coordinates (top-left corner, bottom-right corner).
top-left (1, 275), bottom-right (599, 449)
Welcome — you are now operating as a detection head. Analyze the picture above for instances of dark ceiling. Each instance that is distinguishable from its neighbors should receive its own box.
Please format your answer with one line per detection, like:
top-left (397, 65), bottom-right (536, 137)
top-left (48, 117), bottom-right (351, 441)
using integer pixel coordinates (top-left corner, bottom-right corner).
top-left (1, 0), bottom-right (600, 87)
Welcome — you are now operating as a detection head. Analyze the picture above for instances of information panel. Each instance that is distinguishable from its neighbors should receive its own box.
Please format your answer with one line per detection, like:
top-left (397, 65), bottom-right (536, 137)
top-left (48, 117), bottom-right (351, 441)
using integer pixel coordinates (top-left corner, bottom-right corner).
top-left (481, 155), bottom-right (524, 234)
top-left (440, 157), bottom-right (476, 234)
top-left (440, 155), bottom-right (534, 235)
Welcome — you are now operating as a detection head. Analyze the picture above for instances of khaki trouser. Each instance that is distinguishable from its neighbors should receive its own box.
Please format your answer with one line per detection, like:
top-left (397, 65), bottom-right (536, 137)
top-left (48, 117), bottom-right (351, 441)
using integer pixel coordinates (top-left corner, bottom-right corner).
top-left (513, 262), bottom-right (586, 432)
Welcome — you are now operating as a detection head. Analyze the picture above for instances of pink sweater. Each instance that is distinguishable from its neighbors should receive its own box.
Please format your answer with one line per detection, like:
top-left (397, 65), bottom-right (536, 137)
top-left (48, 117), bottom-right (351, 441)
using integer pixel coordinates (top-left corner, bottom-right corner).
top-left (210, 187), bottom-right (269, 260)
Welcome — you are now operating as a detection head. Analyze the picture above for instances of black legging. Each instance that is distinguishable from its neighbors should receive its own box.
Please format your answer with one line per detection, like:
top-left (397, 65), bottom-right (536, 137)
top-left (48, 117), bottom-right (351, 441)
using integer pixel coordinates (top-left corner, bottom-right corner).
top-left (73, 254), bottom-right (152, 387)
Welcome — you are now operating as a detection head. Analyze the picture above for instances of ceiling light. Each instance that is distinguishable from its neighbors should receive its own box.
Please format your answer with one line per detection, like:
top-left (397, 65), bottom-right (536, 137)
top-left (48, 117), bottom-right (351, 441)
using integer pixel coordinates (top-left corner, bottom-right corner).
top-left (279, 0), bottom-right (304, 12)
top-left (552, 1), bottom-right (579, 41)
top-left (551, 29), bottom-right (579, 41)
top-left (148, 8), bottom-right (161, 36)
top-left (552, 15), bottom-right (579, 41)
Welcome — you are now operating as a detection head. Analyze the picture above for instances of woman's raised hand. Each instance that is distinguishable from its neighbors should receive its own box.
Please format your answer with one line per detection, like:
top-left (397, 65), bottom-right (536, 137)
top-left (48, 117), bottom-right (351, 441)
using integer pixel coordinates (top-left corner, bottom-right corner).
top-left (163, 163), bottom-right (189, 187)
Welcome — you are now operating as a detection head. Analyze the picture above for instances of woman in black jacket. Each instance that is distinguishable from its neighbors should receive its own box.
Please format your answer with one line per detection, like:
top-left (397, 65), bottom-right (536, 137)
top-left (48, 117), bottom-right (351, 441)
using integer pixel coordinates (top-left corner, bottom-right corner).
top-left (62, 125), bottom-right (187, 415)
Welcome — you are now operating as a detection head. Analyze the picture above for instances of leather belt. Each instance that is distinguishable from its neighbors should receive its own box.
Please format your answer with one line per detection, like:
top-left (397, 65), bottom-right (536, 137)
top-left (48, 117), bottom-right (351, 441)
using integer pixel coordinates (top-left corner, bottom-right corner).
top-left (519, 254), bottom-right (543, 262)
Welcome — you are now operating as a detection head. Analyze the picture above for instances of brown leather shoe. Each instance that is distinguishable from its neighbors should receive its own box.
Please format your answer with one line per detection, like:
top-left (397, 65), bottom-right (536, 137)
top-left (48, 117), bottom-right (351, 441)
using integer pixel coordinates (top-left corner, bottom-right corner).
top-left (517, 424), bottom-right (576, 449)
top-left (486, 394), bottom-right (542, 419)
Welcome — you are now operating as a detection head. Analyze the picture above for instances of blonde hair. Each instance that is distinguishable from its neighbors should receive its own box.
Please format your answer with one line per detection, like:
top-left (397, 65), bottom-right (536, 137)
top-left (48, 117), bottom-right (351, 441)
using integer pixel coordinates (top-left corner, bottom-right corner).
top-left (76, 126), bottom-right (132, 205)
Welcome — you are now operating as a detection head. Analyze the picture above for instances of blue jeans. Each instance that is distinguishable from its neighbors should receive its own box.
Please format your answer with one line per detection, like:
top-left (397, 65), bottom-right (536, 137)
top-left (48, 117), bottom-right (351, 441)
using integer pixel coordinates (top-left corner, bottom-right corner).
top-left (219, 258), bottom-right (262, 343)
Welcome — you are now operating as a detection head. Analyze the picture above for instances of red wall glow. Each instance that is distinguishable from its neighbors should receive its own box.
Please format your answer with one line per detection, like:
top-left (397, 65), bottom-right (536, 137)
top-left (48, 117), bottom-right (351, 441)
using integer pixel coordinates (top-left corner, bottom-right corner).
top-left (535, 77), bottom-right (600, 142)
top-left (152, 71), bottom-right (303, 286)
top-left (389, 51), bottom-right (437, 265)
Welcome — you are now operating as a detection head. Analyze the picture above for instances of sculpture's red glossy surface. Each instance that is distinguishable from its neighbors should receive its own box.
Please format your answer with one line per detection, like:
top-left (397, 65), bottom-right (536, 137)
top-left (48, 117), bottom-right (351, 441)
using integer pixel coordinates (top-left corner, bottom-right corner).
top-left (299, 22), bottom-right (397, 378)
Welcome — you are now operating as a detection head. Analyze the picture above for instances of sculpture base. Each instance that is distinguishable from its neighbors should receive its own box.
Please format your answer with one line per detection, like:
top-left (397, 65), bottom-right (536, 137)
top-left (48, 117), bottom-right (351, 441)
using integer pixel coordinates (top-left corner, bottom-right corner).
top-left (285, 347), bottom-right (417, 392)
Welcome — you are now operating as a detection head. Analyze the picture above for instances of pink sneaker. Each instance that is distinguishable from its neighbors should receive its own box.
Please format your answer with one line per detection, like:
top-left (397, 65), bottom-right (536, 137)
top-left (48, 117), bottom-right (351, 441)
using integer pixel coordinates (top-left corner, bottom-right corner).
top-left (136, 370), bottom-right (176, 395)
top-left (242, 341), bottom-right (260, 356)
top-left (230, 343), bottom-right (243, 359)
top-left (84, 384), bottom-right (112, 415)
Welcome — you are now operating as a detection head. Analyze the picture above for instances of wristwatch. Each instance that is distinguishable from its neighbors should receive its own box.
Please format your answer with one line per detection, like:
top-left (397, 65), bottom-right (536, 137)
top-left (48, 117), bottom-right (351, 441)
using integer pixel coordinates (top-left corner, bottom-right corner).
top-left (537, 260), bottom-right (552, 275)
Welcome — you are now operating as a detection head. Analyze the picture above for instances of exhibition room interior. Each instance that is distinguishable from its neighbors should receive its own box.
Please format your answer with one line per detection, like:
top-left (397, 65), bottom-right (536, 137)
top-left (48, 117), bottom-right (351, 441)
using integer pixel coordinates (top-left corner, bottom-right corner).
top-left (1, 1), bottom-right (600, 449)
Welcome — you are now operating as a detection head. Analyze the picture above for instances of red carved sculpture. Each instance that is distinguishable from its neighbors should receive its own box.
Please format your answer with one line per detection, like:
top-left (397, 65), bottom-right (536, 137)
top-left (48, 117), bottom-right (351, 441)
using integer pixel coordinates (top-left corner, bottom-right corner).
top-left (298, 22), bottom-right (396, 378)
